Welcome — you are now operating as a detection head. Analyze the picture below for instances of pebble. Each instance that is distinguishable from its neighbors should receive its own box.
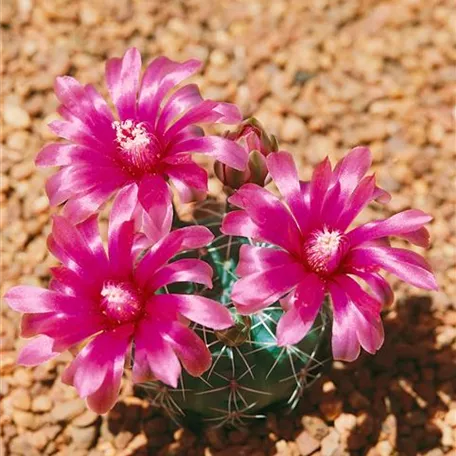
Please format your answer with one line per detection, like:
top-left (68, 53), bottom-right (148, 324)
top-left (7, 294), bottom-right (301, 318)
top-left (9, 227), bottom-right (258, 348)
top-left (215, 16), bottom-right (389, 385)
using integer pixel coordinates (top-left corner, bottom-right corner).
top-left (51, 398), bottom-right (86, 422)
top-left (295, 430), bottom-right (320, 455)
top-left (280, 115), bottom-right (307, 142)
top-left (11, 388), bottom-right (32, 410)
top-left (3, 104), bottom-right (31, 129)
top-left (301, 416), bottom-right (330, 440)
top-left (69, 425), bottom-right (98, 450)
top-left (72, 409), bottom-right (99, 427)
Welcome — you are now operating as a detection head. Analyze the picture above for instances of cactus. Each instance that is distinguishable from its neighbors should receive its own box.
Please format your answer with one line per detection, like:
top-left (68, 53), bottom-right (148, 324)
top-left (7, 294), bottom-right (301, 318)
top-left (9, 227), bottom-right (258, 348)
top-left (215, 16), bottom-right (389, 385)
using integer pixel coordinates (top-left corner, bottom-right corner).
top-left (140, 200), bottom-right (331, 427)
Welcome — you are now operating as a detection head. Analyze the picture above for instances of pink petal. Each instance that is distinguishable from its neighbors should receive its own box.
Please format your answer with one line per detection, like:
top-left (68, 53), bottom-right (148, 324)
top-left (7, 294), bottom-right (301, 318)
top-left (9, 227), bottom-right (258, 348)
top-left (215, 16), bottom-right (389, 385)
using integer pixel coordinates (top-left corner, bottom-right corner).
top-left (170, 136), bottom-right (248, 171)
top-left (5, 286), bottom-right (82, 313)
top-left (227, 184), bottom-right (302, 254)
top-left (148, 294), bottom-right (233, 329)
top-left (36, 144), bottom-right (112, 168)
top-left (21, 311), bottom-right (103, 348)
top-left (61, 177), bottom-right (126, 224)
top-left (48, 117), bottom-right (103, 150)
top-left (164, 322), bottom-right (212, 377)
top-left (51, 216), bottom-right (102, 275)
top-left (138, 57), bottom-right (201, 124)
top-left (78, 215), bottom-right (109, 270)
top-left (137, 175), bottom-right (173, 244)
top-left (347, 209), bottom-right (433, 247)
top-left (276, 274), bottom-right (325, 346)
top-left (353, 271), bottom-right (394, 308)
top-left (328, 282), bottom-right (361, 362)
top-left (54, 76), bottom-right (114, 134)
top-left (347, 246), bottom-right (438, 291)
top-left (332, 146), bottom-right (372, 201)
top-left (165, 100), bottom-right (241, 142)
top-left (63, 325), bottom-right (133, 412)
top-left (156, 84), bottom-right (203, 134)
top-left (267, 151), bottom-right (309, 233)
top-left (148, 259), bottom-right (213, 291)
top-left (221, 210), bottom-right (263, 240)
top-left (108, 184), bottom-right (138, 277)
top-left (135, 226), bottom-right (214, 287)
top-left (49, 266), bottom-right (94, 297)
top-left (166, 162), bottom-right (208, 203)
top-left (236, 244), bottom-right (297, 277)
top-left (17, 335), bottom-right (60, 366)
top-left (132, 320), bottom-right (181, 386)
top-left (232, 262), bottom-right (306, 313)
top-left (336, 175), bottom-right (376, 231)
top-left (400, 227), bottom-right (430, 248)
top-left (105, 48), bottom-right (141, 120)
top-left (309, 157), bottom-right (333, 224)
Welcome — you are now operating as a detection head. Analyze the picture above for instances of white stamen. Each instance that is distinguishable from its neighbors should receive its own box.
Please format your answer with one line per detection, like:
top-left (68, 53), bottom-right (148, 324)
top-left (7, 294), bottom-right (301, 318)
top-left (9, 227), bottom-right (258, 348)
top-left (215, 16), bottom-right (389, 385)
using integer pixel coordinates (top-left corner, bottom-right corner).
top-left (112, 120), bottom-right (150, 152)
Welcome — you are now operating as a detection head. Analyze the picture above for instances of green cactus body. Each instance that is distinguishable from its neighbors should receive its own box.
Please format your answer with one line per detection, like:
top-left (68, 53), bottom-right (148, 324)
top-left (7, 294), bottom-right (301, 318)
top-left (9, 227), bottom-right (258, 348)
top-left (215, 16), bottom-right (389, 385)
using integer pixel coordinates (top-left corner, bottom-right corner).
top-left (141, 201), bottom-right (330, 427)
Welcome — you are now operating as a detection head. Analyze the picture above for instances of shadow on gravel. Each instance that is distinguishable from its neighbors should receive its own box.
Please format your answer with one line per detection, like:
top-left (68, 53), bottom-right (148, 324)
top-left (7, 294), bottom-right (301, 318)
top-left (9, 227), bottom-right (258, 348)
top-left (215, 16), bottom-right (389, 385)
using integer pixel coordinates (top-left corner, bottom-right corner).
top-left (106, 295), bottom-right (454, 456)
top-left (296, 294), bottom-right (455, 456)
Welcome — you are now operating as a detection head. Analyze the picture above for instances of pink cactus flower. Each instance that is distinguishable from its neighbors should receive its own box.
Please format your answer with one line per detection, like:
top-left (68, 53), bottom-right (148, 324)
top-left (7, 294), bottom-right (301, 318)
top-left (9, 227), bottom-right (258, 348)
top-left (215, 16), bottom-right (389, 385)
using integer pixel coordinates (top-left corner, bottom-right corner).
top-left (36, 48), bottom-right (246, 231)
top-left (5, 186), bottom-right (233, 414)
top-left (222, 147), bottom-right (437, 361)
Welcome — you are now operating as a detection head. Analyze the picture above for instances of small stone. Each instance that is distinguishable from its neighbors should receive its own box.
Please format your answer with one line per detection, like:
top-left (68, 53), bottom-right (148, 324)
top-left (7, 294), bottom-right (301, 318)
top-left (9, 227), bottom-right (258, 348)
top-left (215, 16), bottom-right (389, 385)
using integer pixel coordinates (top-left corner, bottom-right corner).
top-left (3, 104), bottom-right (31, 128)
top-left (375, 440), bottom-right (393, 456)
top-left (69, 425), bottom-right (98, 450)
top-left (12, 410), bottom-right (36, 429)
top-left (296, 430), bottom-right (320, 455)
top-left (113, 431), bottom-right (133, 449)
top-left (31, 395), bottom-right (53, 413)
top-left (51, 398), bottom-right (86, 422)
top-left (72, 409), bottom-right (99, 427)
top-left (11, 161), bottom-right (35, 180)
top-left (301, 415), bottom-right (330, 440)
top-left (334, 414), bottom-right (357, 434)
top-left (11, 388), bottom-right (32, 410)
top-left (79, 3), bottom-right (100, 25)
top-left (280, 115), bottom-right (307, 142)
top-left (321, 429), bottom-right (340, 456)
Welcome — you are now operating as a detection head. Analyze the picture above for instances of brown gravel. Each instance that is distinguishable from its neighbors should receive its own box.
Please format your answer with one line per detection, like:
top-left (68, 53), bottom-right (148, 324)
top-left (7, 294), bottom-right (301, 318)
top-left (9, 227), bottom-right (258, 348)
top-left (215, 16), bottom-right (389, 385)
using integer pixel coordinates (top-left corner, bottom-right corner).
top-left (1, 0), bottom-right (455, 455)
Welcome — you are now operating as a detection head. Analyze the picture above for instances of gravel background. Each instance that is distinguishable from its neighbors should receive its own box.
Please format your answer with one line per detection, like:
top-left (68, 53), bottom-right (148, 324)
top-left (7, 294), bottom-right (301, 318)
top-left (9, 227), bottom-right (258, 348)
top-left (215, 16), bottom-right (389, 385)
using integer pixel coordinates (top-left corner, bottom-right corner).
top-left (1, 0), bottom-right (455, 455)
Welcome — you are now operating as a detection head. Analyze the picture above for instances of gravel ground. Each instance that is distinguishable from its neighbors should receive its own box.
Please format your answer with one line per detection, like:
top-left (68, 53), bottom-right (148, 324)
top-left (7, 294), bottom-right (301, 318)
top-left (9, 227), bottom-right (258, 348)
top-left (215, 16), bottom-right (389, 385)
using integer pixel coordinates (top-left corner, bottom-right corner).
top-left (1, 0), bottom-right (455, 455)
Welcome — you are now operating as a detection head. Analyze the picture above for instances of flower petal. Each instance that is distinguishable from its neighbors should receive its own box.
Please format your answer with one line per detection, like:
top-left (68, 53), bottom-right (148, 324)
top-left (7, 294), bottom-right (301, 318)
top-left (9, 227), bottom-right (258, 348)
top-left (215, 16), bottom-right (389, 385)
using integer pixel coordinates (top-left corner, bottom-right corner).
top-left (138, 57), bottom-right (201, 123)
top-left (164, 322), bottom-right (212, 377)
top-left (148, 259), bottom-right (213, 291)
top-left (232, 262), bottom-right (306, 313)
top-left (62, 325), bottom-right (133, 413)
top-left (347, 209), bottom-right (433, 247)
top-left (353, 271), bottom-right (394, 308)
top-left (170, 136), bottom-right (247, 171)
top-left (105, 48), bottom-right (141, 120)
top-left (132, 320), bottom-right (181, 386)
top-left (227, 184), bottom-right (302, 254)
top-left (267, 151), bottom-right (309, 233)
top-left (328, 282), bottom-right (361, 362)
top-left (347, 246), bottom-right (438, 291)
top-left (236, 244), bottom-right (297, 277)
top-left (148, 294), bottom-right (233, 329)
top-left (17, 335), bottom-right (60, 366)
top-left (5, 286), bottom-right (82, 314)
top-left (135, 226), bottom-right (213, 287)
top-left (137, 175), bottom-right (173, 244)
top-left (276, 274), bottom-right (325, 346)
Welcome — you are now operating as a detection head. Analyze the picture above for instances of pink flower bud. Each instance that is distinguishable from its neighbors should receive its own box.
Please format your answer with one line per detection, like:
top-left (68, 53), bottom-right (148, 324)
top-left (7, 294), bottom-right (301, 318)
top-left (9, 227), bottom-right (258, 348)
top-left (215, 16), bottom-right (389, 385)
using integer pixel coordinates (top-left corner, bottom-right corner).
top-left (214, 118), bottom-right (278, 191)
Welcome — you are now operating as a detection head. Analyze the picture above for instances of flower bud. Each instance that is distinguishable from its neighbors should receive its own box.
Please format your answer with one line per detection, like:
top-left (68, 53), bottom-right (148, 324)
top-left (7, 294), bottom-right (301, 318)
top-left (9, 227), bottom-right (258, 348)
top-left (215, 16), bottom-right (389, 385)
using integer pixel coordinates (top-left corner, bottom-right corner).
top-left (214, 118), bottom-right (278, 191)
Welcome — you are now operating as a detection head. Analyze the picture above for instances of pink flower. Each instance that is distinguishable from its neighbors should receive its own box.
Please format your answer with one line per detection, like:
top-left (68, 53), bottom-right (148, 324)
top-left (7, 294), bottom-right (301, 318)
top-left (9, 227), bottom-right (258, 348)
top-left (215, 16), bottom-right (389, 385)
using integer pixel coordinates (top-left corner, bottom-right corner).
top-left (5, 186), bottom-right (233, 414)
top-left (222, 147), bottom-right (437, 361)
top-left (37, 48), bottom-right (247, 229)
top-left (214, 117), bottom-right (278, 190)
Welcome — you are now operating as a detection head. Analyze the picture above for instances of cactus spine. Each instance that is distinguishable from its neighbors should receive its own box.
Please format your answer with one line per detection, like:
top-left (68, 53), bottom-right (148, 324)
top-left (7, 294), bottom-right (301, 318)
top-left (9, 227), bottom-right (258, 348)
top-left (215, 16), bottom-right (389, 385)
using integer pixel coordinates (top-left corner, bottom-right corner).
top-left (140, 200), bottom-right (331, 427)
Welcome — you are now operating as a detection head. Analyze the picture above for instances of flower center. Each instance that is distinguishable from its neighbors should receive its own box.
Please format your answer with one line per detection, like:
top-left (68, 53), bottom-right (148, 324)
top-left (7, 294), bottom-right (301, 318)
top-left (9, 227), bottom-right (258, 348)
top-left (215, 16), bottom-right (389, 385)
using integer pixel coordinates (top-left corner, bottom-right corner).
top-left (112, 120), bottom-right (163, 175)
top-left (100, 280), bottom-right (143, 324)
top-left (304, 228), bottom-right (347, 275)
